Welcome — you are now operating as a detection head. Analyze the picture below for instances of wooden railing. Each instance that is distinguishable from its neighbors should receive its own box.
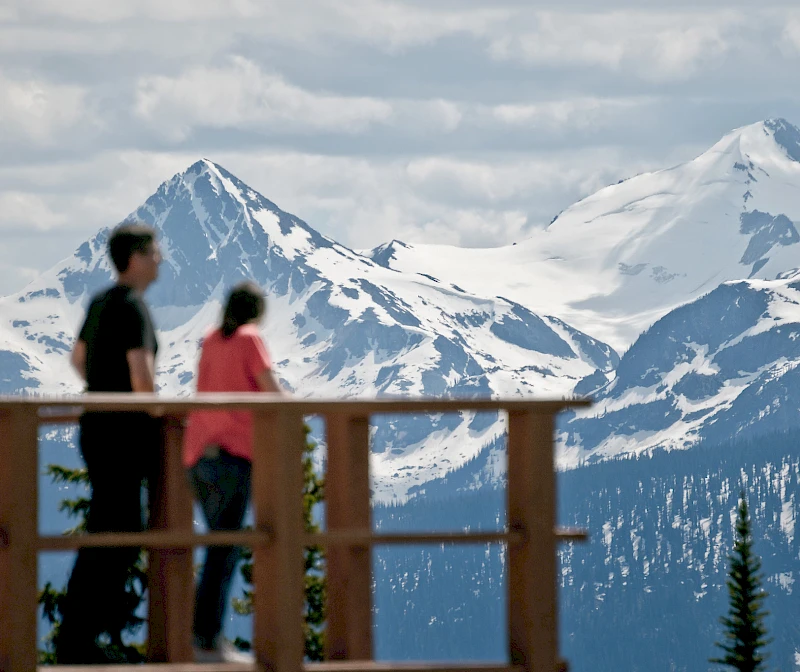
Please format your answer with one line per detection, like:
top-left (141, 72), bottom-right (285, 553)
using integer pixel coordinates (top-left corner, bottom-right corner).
top-left (0, 395), bottom-right (590, 672)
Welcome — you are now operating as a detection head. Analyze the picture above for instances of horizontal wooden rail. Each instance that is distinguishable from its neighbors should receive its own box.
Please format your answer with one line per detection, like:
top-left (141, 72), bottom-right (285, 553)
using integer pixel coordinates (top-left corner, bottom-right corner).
top-left (36, 662), bottom-right (574, 672)
top-left (2, 392), bottom-right (590, 418)
top-left (31, 527), bottom-right (587, 551)
top-left (312, 528), bottom-right (588, 545)
top-left (35, 413), bottom-right (90, 424)
top-left (37, 530), bottom-right (272, 551)
top-left (39, 664), bottom-right (531, 672)
top-left (552, 527), bottom-right (590, 542)
top-left (308, 665), bottom-right (526, 672)
top-left (314, 531), bottom-right (523, 546)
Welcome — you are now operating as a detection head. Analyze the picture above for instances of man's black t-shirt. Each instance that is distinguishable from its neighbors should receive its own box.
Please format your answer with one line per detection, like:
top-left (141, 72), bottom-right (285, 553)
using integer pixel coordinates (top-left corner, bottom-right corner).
top-left (79, 285), bottom-right (158, 393)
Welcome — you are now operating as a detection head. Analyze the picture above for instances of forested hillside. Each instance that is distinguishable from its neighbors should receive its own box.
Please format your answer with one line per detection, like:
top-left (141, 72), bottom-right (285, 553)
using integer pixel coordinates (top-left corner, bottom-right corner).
top-left (373, 430), bottom-right (800, 671)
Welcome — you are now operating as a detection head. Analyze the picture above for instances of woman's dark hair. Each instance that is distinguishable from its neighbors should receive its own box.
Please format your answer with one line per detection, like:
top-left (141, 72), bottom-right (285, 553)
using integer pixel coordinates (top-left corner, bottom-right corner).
top-left (221, 282), bottom-right (266, 339)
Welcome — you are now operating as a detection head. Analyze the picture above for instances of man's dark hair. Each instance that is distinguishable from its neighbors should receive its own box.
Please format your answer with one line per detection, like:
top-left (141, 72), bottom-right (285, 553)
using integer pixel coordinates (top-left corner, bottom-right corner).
top-left (108, 223), bottom-right (156, 273)
top-left (221, 281), bottom-right (266, 339)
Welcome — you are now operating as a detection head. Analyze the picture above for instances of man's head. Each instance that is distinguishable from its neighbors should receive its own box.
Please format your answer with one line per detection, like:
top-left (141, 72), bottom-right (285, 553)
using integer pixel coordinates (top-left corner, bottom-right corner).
top-left (108, 223), bottom-right (161, 290)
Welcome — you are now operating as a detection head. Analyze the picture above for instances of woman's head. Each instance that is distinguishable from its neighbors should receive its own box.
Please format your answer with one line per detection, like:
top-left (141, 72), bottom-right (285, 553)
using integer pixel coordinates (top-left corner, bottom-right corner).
top-left (221, 282), bottom-right (266, 338)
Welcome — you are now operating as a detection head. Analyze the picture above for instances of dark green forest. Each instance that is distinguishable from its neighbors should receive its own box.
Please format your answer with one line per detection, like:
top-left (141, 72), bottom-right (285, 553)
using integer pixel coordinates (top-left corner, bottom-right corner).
top-left (372, 430), bottom-right (800, 671)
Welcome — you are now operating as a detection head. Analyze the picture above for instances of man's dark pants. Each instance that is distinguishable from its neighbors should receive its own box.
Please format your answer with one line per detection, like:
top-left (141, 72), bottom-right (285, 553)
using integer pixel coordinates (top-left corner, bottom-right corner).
top-left (188, 449), bottom-right (252, 649)
top-left (55, 413), bottom-right (158, 663)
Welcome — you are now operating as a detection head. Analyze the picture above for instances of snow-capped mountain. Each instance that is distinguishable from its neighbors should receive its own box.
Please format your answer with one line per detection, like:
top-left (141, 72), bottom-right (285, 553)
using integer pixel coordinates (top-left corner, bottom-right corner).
top-left (363, 118), bottom-right (800, 468)
top-left (560, 270), bottom-right (800, 464)
top-left (0, 159), bottom-right (614, 500)
top-left (366, 118), bottom-right (800, 352)
top-left (3, 118), bottom-right (800, 493)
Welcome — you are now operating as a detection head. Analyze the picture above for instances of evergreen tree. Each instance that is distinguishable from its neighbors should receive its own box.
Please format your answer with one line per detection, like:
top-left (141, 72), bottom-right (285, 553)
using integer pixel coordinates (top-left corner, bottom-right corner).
top-left (233, 424), bottom-right (326, 659)
top-left (38, 464), bottom-right (147, 663)
top-left (710, 491), bottom-right (771, 672)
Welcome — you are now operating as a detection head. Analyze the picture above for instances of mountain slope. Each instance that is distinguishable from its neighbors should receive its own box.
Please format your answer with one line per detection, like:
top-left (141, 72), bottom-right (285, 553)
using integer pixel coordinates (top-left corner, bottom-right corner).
top-left (371, 431), bottom-right (800, 671)
top-left (560, 270), bottom-right (800, 463)
top-left (366, 118), bottom-right (800, 351)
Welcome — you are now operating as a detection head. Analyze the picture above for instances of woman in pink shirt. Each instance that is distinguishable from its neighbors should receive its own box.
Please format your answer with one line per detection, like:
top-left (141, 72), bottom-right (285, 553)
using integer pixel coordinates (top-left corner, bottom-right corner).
top-left (183, 282), bottom-right (283, 662)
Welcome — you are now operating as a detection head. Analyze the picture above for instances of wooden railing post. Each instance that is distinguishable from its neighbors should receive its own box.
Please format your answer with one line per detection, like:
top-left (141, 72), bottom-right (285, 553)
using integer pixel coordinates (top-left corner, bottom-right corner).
top-left (507, 410), bottom-right (558, 672)
top-left (252, 409), bottom-right (306, 672)
top-left (325, 414), bottom-right (373, 660)
top-left (0, 408), bottom-right (40, 672)
top-left (147, 414), bottom-right (194, 662)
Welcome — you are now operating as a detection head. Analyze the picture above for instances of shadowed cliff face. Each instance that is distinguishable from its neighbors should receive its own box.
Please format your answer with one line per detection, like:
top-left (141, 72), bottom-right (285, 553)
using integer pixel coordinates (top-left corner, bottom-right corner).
top-left (0, 350), bottom-right (40, 393)
top-left (739, 210), bottom-right (799, 271)
top-left (766, 117), bottom-right (800, 162)
top-left (564, 274), bottom-right (800, 462)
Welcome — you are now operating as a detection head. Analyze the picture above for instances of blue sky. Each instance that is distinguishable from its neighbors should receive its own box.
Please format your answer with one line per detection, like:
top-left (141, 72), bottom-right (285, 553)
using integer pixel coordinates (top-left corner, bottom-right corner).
top-left (2, 0), bottom-right (800, 294)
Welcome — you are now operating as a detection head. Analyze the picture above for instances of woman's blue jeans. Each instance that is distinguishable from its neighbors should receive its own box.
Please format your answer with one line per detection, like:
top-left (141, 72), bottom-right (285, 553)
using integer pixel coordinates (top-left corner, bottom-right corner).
top-left (188, 449), bottom-right (252, 649)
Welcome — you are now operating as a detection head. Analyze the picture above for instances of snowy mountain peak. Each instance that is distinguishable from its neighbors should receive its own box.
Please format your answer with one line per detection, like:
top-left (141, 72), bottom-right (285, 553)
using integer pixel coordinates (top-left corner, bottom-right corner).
top-left (52, 159), bottom-right (347, 311)
top-left (143, 157), bottom-right (328, 248)
top-left (700, 118), bottom-right (800, 168)
top-left (558, 119), bottom-right (800, 227)
top-left (365, 239), bottom-right (413, 269)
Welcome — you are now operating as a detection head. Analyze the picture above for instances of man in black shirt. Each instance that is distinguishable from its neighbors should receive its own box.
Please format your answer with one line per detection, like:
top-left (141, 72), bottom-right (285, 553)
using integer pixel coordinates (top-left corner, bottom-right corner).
top-left (55, 223), bottom-right (162, 664)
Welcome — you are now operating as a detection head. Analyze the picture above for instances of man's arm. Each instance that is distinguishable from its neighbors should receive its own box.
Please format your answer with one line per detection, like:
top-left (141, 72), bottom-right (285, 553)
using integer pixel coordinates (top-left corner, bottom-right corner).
top-left (255, 368), bottom-right (283, 394)
top-left (71, 339), bottom-right (87, 380)
top-left (127, 348), bottom-right (156, 393)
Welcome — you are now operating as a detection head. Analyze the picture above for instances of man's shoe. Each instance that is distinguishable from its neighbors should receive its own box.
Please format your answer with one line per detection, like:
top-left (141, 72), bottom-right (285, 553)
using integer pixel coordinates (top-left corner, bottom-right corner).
top-left (193, 640), bottom-right (254, 664)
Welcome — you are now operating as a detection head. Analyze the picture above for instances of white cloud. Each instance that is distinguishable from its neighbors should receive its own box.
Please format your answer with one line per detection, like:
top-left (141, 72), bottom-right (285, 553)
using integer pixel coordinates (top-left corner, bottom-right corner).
top-left (0, 5), bottom-right (19, 20)
top-left (488, 11), bottom-right (741, 80)
top-left (0, 151), bottom-right (198, 254)
top-left (390, 99), bottom-right (464, 133)
top-left (412, 209), bottom-right (530, 248)
top-left (132, 57), bottom-right (665, 145)
top-left (14, 0), bottom-right (265, 23)
top-left (324, 0), bottom-right (506, 52)
top-left (0, 261), bottom-right (38, 293)
top-left (0, 192), bottom-right (67, 231)
top-left (134, 57), bottom-right (470, 140)
top-left (0, 71), bottom-right (91, 144)
top-left (135, 57), bottom-right (394, 140)
top-left (490, 96), bottom-right (655, 130)
top-left (401, 153), bottom-right (652, 212)
top-left (12, 0), bottom-right (506, 53)
top-left (780, 15), bottom-right (800, 54)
